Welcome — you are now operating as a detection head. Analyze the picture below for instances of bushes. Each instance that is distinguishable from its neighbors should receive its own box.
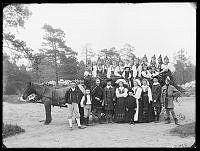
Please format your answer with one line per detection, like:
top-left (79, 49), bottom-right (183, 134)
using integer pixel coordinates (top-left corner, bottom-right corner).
top-left (2, 123), bottom-right (25, 139)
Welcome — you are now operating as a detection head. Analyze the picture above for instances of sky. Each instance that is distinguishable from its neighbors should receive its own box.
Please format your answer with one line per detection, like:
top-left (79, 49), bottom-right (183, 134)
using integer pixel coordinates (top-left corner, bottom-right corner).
top-left (6, 3), bottom-right (196, 66)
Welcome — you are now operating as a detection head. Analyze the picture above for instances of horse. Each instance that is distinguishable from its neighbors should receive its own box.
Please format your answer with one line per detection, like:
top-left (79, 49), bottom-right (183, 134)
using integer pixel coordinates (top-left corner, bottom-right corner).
top-left (22, 82), bottom-right (72, 125)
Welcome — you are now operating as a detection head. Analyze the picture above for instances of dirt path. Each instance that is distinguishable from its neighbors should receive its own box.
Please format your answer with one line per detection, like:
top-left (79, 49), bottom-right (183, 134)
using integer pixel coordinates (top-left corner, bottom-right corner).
top-left (3, 97), bottom-right (195, 148)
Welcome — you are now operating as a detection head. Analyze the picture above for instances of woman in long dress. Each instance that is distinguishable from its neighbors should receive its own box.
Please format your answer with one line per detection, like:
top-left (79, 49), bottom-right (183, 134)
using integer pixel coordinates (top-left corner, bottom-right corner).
top-left (141, 78), bottom-right (154, 122)
top-left (114, 80), bottom-right (128, 122)
top-left (132, 79), bottom-right (143, 123)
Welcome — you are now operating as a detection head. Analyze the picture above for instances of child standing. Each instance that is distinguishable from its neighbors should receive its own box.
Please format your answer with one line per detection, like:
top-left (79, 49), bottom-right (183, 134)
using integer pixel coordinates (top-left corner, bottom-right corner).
top-left (125, 89), bottom-right (137, 125)
top-left (103, 79), bottom-right (116, 123)
top-left (81, 89), bottom-right (92, 126)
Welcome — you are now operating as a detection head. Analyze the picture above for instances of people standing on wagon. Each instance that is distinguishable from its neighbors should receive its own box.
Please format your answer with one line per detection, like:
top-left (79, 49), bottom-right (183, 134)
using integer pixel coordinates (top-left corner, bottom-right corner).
top-left (161, 56), bottom-right (185, 93)
top-left (80, 88), bottom-right (92, 126)
top-left (103, 79), bottom-right (116, 123)
top-left (161, 77), bottom-right (181, 125)
top-left (122, 66), bottom-right (132, 88)
top-left (91, 78), bottom-right (104, 124)
top-left (151, 77), bottom-right (162, 122)
top-left (141, 65), bottom-right (151, 83)
top-left (125, 89), bottom-right (137, 125)
top-left (114, 61), bottom-right (124, 78)
top-left (141, 54), bottom-right (149, 67)
top-left (92, 62), bottom-right (97, 78)
top-left (157, 54), bottom-right (163, 73)
top-left (141, 78), bottom-right (153, 123)
top-left (114, 79), bottom-right (128, 122)
top-left (132, 79), bottom-right (143, 123)
top-left (65, 82), bottom-right (86, 130)
top-left (131, 58), bottom-right (138, 80)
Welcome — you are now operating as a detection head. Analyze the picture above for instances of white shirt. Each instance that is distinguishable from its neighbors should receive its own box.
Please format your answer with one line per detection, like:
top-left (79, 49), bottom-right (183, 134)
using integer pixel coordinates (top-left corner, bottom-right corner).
top-left (141, 70), bottom-right (151, 78)
top-left (161, 63), bottom-right (175, 73)
top-left (71, 88), bottom-right (75, 91)
top-left (131, 65), bottom-right (138, 78)
top-left (116, 87), bottom-right (128, 98)
top-left (132, 86), bottom-right (142, 99)
top-left (114, 66), bottom-right (124, 77)
top-left (80, 95), bottom-right (92, 107)
top-left (141, 85), bottom-right (153, 102)
top-left (92, 65), bottom-right (97, 77)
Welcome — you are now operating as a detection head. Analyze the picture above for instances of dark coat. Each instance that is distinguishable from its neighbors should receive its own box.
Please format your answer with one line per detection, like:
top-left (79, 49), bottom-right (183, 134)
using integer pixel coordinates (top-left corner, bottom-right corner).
top-left (161, 84), bottom-right (181, 108)
top-left (125, 96), bottom-right (137, 109)
top-left (151, 83), bottom-right (162, 107)
top-left (65, 86), bottom-right (83, 104)
top-left (103, 86), bottom-right (116, 110)
top-left (91, 85), bottom-right (104, 108)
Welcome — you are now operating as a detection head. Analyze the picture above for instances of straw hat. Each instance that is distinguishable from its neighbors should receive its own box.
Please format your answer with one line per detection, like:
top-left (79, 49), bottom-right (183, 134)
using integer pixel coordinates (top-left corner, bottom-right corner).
top-left (115, 79), bottom-right (128, 85)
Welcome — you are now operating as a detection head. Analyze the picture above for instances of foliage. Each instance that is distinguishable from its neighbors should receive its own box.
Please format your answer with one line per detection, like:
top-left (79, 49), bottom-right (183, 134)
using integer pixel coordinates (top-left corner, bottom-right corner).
top-left (41, 24), bottom-right (77, 85)
top-left (3, 54), bottom-right (32, 95)
top-left (3, 4), bottom-right (31, 28)
top-left (100, 47), bottom-right (120, 64)
top-left (119, 43), bottom-right (136, 61)
top-left (173, 49), bottom-right (195, 85)
top-left (2, 122), bottom-right (25, 139)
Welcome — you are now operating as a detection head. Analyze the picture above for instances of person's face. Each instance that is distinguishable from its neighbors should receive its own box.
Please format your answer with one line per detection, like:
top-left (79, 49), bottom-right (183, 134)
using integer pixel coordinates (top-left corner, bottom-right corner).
top-left (143, 66), bottom-right (147, 71)
top-left (113, 61), bottom-right (116, 66)
top-left (107, 81), bottom-right (111, 86)
top-left (71, 83), bottom-right (76, 88)
top-left (164, 59), bottom-right (169, 64)
top-left (96, 79), bottom-right (100, 85)
top-left (158, 58), bottom-right (161, 63)
top-left (133, 81), bottom-right (138, 87)
top-left (165, 80), bottom-right (169, 85)
top-left (125, 68), bottom-right (129, 72)
top-left (142, 80), bottom-right (147, 85)
top-left (119, 62), bottom-right (123, 66)
top-left (128, 92), bottom-right (133, 96)
top-left (153, 78), bottom-right (158, 83)
top-left (119, 82), bottom-right (123, 87)
top-left (86, 89), bottom-right (90, 94)
top-left (151, 67), bottom-right (155, 71)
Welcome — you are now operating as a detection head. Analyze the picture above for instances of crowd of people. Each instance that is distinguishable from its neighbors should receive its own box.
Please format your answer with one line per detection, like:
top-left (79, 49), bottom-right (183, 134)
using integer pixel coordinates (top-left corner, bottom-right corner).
top-left (64, 54), bottom-right (184, 130)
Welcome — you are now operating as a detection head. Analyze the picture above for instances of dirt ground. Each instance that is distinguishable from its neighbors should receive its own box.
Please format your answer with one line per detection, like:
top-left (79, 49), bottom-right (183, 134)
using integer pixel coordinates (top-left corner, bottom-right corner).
top-left (3, 96), bottom-right (195, 148)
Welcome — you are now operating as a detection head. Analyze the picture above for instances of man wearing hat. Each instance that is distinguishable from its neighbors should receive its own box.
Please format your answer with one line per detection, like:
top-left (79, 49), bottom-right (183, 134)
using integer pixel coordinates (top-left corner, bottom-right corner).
top-left (91, 78), bottom-right (104, 124)
top-left (125, 89), bottom-right (137, 125)
top-left (151, 76), bottom-right (162, 122)
top-left (65, 82), bottom-right (86, 130)
top-left (161, 77), bottom-right (181, 125)
top-left (103, 78), bottom-right (116, 123)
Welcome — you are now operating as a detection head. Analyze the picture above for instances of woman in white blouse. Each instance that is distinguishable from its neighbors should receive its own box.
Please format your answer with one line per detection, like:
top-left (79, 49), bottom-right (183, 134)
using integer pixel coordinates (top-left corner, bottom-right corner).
top-left (114, 80), bottom-right (128, 122)
top-left (141, 78), bottom-right (154, 123)
top-left (132, 79), bottom-right (143, 123)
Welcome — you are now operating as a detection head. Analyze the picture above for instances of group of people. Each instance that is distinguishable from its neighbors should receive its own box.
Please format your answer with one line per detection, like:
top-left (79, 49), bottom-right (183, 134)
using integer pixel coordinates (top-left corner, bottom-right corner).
top-left (64, 54), bottom-right (183, 130)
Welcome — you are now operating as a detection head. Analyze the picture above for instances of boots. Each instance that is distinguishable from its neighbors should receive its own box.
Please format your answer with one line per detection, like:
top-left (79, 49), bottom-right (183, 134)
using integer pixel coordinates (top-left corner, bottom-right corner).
top-left (165, 117), bottom-right (171, 124)
top-left (174, 118), bottom-right (179, 125)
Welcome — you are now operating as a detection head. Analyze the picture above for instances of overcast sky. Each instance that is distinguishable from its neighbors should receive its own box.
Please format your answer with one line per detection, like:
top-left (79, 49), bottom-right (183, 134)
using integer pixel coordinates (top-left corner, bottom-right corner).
top-left (12, 3), bottom-right (196, 65)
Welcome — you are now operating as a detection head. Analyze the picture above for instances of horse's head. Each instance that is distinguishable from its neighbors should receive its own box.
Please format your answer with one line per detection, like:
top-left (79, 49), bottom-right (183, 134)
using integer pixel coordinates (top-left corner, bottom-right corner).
top-left (22, 82), bottom-right (36, 100)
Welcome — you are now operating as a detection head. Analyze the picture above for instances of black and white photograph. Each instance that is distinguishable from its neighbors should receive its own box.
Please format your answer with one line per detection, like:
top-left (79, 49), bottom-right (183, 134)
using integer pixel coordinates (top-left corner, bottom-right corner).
top-left (2, 3), bottom-right (196, 148)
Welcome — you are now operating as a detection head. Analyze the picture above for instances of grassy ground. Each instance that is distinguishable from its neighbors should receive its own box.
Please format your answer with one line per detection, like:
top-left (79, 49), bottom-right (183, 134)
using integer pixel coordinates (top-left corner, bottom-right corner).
top-left (3, 123), bottom-right (25, 139)
top-left (170, 122), bottom-right (195, 138)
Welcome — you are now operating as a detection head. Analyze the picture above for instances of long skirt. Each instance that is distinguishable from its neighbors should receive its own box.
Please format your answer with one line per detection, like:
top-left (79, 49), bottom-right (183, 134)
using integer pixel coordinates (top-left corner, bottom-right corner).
top-left (134, 98), bottom-right (143, 122)
top-left (142, 93), bottom-right (154, 122)
top-left (114, 97), bottom-right (126, 122)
